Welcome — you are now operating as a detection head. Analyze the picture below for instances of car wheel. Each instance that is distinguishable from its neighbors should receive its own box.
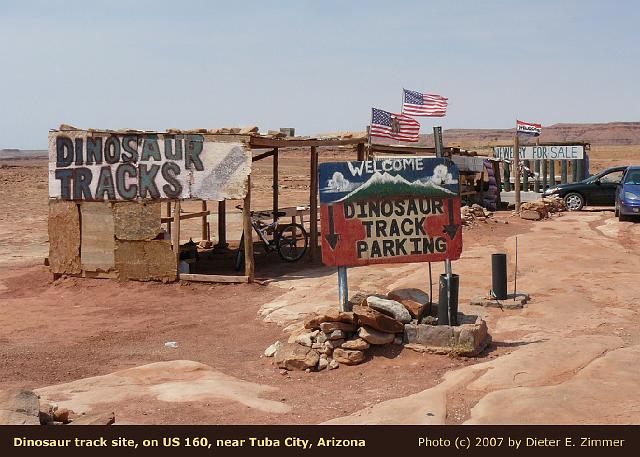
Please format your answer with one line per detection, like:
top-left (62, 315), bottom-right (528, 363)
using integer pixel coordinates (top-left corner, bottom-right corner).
top-left (619, 213), bottom-right (630, 222)
top-left (564, 193), bottom-right (584, 211)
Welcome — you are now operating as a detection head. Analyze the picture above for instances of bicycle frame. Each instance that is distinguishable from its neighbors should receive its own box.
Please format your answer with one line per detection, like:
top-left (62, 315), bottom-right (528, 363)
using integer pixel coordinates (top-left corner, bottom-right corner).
top-left (250, 216), bottom-right (280, 252)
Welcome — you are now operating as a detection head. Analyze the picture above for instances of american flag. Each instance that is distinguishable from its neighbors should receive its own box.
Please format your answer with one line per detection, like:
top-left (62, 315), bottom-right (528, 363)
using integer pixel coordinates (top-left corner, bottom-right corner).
top-left (516, 119), bottom-right (542, 136)
top-left (370, 108), bottom-right (420, 143)
top-left (402, 89), bottom-right (448, 117)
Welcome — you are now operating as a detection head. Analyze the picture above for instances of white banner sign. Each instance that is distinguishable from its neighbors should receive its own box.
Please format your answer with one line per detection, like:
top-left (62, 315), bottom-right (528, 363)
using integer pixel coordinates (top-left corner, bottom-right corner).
top-left (493, 145), bottom-right (584, 161)
top-left (48, 131), bottom-right (251, 201)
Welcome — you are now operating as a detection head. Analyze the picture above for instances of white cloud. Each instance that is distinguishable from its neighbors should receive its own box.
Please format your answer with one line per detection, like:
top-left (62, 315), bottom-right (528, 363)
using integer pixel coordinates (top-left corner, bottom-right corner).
top-left (325, 171), bottom-right (353, 192)
top-left (427, 164), bottom-right (458, 186)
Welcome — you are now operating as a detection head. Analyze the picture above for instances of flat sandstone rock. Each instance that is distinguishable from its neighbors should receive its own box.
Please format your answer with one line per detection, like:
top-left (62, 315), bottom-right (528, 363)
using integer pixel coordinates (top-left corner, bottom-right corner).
top-left (353, 305), bottom-right (404, 334)
top-left (358, 326), bottom-right (395, 345)
top-left (366, 296), bottom-right (412, 323)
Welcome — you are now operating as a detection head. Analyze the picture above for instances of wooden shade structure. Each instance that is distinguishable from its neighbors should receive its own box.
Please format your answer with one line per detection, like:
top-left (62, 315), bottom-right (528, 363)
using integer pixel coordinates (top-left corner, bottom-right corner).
top-left (167, 132), bottom-right (368, 283)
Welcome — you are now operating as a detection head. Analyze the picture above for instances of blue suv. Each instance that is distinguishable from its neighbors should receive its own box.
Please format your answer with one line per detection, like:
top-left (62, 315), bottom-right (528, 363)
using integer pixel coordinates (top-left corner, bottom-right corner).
top-left (615, 166), bottom-right (640, 221)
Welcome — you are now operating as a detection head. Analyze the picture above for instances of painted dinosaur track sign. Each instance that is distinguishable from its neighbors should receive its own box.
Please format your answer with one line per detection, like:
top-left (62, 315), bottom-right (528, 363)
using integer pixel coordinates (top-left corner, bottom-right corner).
top-left (48, 130), bottom-right (251, 201)
top-left (319, 158), bottom-right (462, 267)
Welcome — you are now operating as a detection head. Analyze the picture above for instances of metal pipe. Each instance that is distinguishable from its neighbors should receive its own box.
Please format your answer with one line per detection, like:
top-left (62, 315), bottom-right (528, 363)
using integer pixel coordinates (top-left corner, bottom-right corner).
top-left (448, 274), bottom-right (460, 326)
top-left (428, 262), bottom-right (433, 317)
top-left (491, 253), bottom-right (508, 300)
top-left (338, 266), bottom-right (349, 312)
top-left (514, 236), bottom-right (519, 299)
top-left (437, 274), bottom-right (450, 326)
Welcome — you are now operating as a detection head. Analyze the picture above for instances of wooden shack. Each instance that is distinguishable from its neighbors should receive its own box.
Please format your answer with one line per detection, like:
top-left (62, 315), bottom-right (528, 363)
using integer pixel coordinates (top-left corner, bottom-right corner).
top-left (47, 127), bottom-right (367, 284)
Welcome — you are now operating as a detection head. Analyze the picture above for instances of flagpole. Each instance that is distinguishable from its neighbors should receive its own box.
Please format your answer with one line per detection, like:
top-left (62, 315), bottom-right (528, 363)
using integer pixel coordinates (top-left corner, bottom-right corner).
top-left (367, 108), bottom-right (373, 159)
top-left (514, 121), bottom-right (521, 212)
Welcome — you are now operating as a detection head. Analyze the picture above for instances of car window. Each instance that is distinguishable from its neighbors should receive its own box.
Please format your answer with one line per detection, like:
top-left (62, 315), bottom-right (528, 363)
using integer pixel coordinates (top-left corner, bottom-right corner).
top-left (624, 171), bottom-right (640, 185)
top-left (600, 170), bottom-right (624, 183)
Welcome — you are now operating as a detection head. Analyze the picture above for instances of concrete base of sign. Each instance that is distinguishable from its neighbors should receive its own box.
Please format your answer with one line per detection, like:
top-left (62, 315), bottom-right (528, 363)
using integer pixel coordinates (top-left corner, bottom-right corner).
top-left (403, 317), bottom-right (491, 357)
top-left (469, 293), bottom-right (530, 309)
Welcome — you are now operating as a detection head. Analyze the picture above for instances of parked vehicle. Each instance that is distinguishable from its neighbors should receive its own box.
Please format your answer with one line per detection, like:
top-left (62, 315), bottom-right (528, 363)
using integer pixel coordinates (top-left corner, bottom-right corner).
top-left (543, 166), bottom-right (628, 211)
top-left (615, 166), bottom-right (640, 221)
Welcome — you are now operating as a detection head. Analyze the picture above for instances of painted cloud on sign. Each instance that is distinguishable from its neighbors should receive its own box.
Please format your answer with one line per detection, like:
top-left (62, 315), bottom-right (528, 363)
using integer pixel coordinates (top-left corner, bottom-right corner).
top-left (425, 164), bottom-right (458, 186)
top-left (325, 171), bottom-right (356, 193)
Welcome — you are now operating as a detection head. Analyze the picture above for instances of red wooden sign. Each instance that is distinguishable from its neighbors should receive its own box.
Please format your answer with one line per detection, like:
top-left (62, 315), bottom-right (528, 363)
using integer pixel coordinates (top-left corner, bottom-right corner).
top-left (319, 158), bottom-right (462, 267)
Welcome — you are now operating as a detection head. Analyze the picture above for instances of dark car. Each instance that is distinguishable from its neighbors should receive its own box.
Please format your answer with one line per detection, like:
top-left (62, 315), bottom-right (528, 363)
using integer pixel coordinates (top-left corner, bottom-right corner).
top-left (615, 166), bottom-right (640, 221)
top-left (542, 166), bottom-right (628, 211)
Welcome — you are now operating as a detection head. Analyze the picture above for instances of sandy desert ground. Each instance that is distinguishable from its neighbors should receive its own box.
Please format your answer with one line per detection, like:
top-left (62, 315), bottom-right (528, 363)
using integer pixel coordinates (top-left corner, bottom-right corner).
top-left (0, 145), bottom-right (639, 424)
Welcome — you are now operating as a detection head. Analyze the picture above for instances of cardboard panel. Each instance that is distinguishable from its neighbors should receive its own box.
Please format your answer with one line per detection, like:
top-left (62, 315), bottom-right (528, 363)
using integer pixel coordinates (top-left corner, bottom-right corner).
top-left (48, 200), bottom-right (81, 274)
top-left (80, 202), bottom-right (115, 272)
top-left (113, 202), bottom-right (161, 241)
top-left (114, 240), bottom-right (176, 282)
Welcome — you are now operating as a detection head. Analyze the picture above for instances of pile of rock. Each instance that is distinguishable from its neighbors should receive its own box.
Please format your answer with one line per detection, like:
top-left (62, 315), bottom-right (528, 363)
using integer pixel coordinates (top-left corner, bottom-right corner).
top-left (266, 288), bottom-right (491, 372)
top-left (265, 288), bottom-right (446, 372)
top-left (519, 196), bottom-right (566, 221)
top-left (461, 204), bottom-right (494, 226)
top-left (0, 388), bottom-right (114, 425)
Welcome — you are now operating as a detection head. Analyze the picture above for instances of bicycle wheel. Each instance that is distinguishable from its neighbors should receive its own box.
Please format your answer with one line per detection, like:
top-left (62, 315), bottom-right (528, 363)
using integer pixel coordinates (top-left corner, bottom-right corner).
top-left (277, 223), bottom-right (308, 262)
top-left (235, 235), bottom-right (245, 271)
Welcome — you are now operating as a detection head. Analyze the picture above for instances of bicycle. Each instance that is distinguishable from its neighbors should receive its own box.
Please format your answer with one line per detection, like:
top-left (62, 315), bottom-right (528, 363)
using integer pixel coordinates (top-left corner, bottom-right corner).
top-left (234, 206), bottom-right (309, 271)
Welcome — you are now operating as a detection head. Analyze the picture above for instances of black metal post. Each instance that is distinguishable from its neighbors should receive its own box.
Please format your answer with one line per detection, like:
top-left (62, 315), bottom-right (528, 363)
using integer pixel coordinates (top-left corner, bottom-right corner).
top-left (491, 253), bottom-right (508, 300)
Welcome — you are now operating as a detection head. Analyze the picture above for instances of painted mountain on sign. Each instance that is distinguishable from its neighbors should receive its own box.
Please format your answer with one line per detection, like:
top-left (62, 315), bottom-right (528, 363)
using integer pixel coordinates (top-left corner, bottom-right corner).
top-left (337, 171), bottom-right (456, 203)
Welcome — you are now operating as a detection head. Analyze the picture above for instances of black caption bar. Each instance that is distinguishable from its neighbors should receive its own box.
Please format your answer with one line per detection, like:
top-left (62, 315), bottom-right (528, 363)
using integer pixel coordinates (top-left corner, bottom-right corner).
top-left (1, 426), bottom-right (638, 456)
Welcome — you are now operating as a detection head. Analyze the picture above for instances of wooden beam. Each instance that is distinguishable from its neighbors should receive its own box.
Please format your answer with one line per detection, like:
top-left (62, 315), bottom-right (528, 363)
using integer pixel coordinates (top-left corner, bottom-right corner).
top-left (166, 201), bottom-right (172, 235)
top-left (173, 201), bottom-right (181, 271)
top-left (370, 144), bottom-right (437, 155)
top-left (201, 200), bottom-right (208, 241)
top-left (309, 146), bottom-right (319, 261)
top-left (273, 148), bottom-right (279, 223)
top-left (243, 176), bottom-right (254, 281)
top-left (179, 273), bottom-right (249, 284)
top-left (250, 136), bottom-right (365, 149)
top-left (216, 200), bottom-right (227, 248)
top-left (252, 149), bottom-right (277, 162)
top-left (357, 142), bottom-right (365, 161)
top-left (161, 210), bottom-right (210, 223)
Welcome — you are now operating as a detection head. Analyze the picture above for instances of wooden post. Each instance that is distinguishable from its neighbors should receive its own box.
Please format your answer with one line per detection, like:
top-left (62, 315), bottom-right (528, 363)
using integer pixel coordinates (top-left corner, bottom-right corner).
top-left (549, 160), bottom-right (556, 188)
top-left (173, 201), bottom-right (181, 271)
top-left (216, 200), bottom-right (227, 249)
top-left (357, 142), bottom-right (365, 161)
top-left (503, 162), bottom-right (511, 192)
top-left (561, 160), bottom-right (568, 184)
top-left (576, 159), bottom-right (584, 182)
top-left (166, 201), bottom-right (172, 236)
top-left (242, 176), bottom-right (254, 281)
top-left (514, 134), bottom-right (521, 211)
top-left (542, 159), bottom-right (548, 190)
top-left (201, 200), bottom-right (208, 241)
top-left (309, 146), bottom-right (319, 261)
top-left (534, 160), bottom-right (541, 192)
top-left (273, 148), bottom-right (279, 223)
top-left (571, 159), bottom-right (578, 182)
top-left (493, 161), bottom-right (503, 207)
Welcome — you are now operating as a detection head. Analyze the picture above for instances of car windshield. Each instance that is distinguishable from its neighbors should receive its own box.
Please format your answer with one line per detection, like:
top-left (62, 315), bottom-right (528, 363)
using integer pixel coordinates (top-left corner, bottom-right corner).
top-left (624, 170), bottom-right (640, 184)
top-left (587, 169), bottom-right (623, 183)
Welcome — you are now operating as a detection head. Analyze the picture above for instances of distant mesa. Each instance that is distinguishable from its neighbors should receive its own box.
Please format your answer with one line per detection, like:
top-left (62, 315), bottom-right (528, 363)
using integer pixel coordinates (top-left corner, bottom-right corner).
top-left (0, 149), bottom-right (48, 160)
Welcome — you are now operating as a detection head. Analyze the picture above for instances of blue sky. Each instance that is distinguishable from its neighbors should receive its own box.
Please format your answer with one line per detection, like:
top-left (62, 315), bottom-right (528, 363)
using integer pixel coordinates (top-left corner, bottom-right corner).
top-left (1, 0), bottom-right (638, 148)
